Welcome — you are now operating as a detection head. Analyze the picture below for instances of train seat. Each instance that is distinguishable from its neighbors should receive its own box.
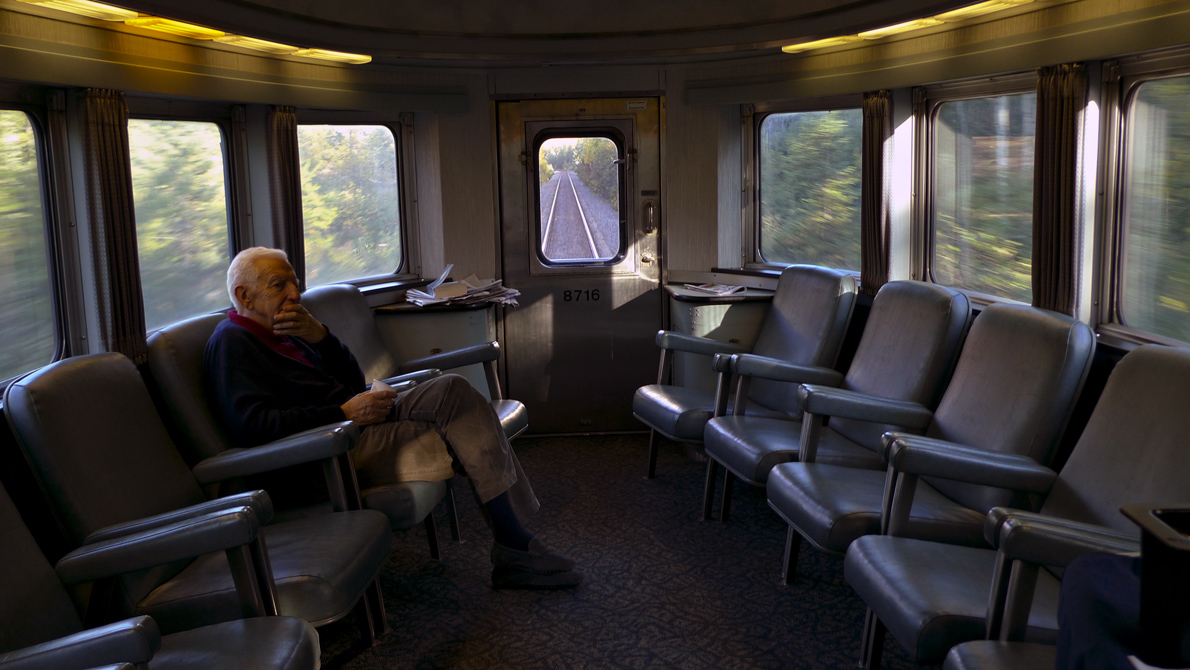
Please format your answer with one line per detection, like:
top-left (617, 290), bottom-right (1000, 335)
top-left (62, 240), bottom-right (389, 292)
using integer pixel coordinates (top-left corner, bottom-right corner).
top-left (301, 283), bottom-right (528, 440)
top-left (702, 280), bottom-right (971, 522)
top-left (845, 344), bottom-right (1190, 668)
top-left (0, 481), bottom-right (321, 670)
top-left (633, 265), bottom-right (858, 478)
top-left (146, 312), bottom-right (451, 556)
top-left (3, 353), bottom-right (392, 639)
top-left (766, 303), bottom-right (1095, 582)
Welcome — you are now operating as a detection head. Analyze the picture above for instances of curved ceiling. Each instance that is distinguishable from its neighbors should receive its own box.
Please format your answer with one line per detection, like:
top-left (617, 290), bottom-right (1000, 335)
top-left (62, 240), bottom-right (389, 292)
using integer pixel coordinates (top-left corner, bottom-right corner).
top-left (119, 0), bottom-right (977, 66)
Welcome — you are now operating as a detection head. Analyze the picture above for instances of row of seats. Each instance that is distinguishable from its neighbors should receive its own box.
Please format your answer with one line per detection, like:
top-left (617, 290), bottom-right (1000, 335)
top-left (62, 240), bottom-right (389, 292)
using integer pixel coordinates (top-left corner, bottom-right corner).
top-left (0, 284), bottom-right (526, 669)
top-left (634, 265), bottom-right (1190, 669)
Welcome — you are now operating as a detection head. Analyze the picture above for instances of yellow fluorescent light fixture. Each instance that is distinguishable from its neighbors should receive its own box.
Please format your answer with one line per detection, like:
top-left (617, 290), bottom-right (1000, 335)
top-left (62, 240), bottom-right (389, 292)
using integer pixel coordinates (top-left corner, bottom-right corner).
top-left (16, 0), bottom-right (137, 21)
top-left (934, 0), bottom-right (1034, 22)
top-left (858, 17), bottom-right (943, 39)
top-left (214, 34), bottom-right (298, 54)
top-left (125, 16), bottom-right (225, 39)
top-left (292, 48), bottom-right (371, 64)
top-left (781, 35), bottom-right (862, 53)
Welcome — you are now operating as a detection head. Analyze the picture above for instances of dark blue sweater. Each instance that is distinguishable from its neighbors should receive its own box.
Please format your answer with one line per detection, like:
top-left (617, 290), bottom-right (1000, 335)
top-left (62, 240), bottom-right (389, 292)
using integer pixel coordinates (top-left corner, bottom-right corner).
top-left (204, 318), bottom-right (367, 448)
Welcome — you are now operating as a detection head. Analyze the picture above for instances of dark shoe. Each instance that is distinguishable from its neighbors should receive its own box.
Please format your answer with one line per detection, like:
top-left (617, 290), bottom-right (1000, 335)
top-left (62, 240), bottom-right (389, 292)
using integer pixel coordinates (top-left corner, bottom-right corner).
top-left (492, 566), bottom-right (582, 590)
top-left (491, 537), bottom-right (576, 573)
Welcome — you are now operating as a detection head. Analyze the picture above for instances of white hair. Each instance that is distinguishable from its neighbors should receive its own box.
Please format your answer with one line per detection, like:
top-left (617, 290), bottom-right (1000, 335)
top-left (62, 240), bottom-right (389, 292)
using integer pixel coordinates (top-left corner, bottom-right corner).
top-left (227, 247), bottom-right (289, 310)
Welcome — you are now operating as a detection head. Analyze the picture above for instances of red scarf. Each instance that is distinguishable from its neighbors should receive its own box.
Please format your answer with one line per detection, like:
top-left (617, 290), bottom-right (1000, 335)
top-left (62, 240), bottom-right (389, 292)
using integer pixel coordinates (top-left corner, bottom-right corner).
top-left (227, 310), bottom-right (313, 366)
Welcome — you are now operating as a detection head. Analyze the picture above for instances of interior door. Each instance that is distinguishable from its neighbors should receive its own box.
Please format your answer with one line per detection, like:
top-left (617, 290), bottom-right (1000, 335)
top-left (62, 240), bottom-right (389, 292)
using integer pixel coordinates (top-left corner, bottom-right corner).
top-left (497, 98), bottom-right (662, 433)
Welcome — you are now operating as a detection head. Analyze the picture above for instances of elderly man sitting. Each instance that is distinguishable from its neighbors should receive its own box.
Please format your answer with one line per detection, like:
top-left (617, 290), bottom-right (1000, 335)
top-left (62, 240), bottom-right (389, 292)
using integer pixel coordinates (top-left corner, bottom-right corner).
top-left (204, 247), bottom-right (579, 589)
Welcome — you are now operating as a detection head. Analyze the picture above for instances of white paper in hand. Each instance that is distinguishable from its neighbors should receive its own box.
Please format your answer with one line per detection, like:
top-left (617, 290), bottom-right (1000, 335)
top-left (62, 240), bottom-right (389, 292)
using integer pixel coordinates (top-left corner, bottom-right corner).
top-left (371, 378), bottom-right (393, 393)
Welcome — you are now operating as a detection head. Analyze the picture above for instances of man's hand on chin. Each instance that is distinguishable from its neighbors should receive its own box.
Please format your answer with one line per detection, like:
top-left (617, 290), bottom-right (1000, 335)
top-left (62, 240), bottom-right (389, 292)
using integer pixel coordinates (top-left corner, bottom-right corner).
top-left (273, 304), bottom-right (328, 343)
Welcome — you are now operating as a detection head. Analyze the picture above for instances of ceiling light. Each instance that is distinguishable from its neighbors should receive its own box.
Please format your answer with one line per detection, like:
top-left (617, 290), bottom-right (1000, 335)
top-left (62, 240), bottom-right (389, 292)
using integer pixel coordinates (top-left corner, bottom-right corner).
top-left (858, 18), bottom-right (943, 40)
top-left (781, 35), bottom-right (862, 53)
top-left (124, 16), bottom-right (225, 39)
top-left (292, 48), bottom-right (371, 64)
top-left (15, 0), bottom-right (137, 21)
top-left (214, 34), bottom-right (298, 54)
top-left (935, 0), bottom-right (1034, 22)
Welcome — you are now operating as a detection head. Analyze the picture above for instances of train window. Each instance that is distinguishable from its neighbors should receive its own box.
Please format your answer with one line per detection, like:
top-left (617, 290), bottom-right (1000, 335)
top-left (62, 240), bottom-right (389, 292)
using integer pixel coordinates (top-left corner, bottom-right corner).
top-left (297, 125), bottom-right (402, 285)
top-left (0, 109), bottom-right (55, 382)
top-left (757, 109), bottom-right (862, 270)
top-left (930, 92), bottom-right (1036, 302)
top-left (1119, 75), bottom-right (1190, 342)
top-left (536, 135), bottom-right (623, 264)
top-left (129, 119), bottom-right (232, 331)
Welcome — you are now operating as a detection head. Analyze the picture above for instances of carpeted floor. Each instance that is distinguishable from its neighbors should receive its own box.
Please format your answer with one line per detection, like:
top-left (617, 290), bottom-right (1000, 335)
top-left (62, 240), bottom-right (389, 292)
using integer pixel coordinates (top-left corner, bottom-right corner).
top-left (317, 434), bottom-right (924, 669)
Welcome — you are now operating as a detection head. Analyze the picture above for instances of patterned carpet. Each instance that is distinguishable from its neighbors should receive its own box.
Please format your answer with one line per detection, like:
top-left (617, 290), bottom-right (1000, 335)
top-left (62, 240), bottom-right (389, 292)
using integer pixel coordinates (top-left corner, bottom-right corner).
top-left (317, 434), bottom-right (924, 669)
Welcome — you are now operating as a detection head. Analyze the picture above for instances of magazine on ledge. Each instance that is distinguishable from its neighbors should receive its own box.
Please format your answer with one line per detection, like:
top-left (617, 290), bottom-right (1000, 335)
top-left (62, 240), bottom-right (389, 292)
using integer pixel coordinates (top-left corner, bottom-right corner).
top-left (406, 264), bottom-right (521, 307)
top-left (682, 283), bottom-right (746, 296)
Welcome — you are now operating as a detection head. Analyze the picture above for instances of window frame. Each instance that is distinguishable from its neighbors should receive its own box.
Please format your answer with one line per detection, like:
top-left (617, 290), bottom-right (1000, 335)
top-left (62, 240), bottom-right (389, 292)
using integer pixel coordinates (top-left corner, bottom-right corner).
top-left (0, 94), bottom-right (66, 384)
top-left (1099, 47), bottom-right (1190, 346)
top-left (748, 95), bottom-right (863, 271)
top-left (530, 127), bottom-right (629, 269)
top-left (295, 113), bottom-right (412, 286)
top-left (914, 72), bottom-right (1038, 304)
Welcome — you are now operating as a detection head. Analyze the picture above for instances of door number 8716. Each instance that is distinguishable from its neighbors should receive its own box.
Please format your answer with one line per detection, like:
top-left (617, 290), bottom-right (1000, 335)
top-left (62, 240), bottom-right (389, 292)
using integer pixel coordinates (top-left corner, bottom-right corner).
top-left (562, 289), bottom-right (600, 302)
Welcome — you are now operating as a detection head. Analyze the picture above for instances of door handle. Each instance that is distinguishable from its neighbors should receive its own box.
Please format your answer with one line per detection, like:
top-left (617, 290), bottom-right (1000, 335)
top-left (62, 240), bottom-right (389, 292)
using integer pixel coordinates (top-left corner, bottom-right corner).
top-left (642, 200), bottom-right (657, 234)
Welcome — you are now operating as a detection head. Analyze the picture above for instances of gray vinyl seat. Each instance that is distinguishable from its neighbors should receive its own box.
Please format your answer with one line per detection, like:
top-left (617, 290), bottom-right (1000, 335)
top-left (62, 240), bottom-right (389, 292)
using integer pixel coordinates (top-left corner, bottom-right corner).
top-left (633, 265), bottom-right (858, 478)
top-left (702, 280), bottom-right (971, 521)
top-left (3, 353), bottom-right (392, 640)
top-left (766, 303), bottom-right (1095, 582)
top-left (845, 344), bottom-right (1190, 668)
top-left (301, 283), bottom-right (528, 440)
top-left (147, 312), bottom-right (451, 557)
top-left (0, 481), bottom-right (320, 670)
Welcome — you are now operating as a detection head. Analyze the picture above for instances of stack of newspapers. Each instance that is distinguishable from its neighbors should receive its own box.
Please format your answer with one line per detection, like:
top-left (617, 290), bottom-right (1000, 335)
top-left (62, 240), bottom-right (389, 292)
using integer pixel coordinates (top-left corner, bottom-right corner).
top-left (406, 264), bottom-right (521, 307)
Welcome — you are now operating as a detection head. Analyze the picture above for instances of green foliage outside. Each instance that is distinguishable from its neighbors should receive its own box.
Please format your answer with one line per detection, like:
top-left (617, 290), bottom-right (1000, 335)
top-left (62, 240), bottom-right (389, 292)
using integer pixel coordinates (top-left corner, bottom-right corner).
top-left (298, 125), bottom-right (401, 287)
top-left (759, 110), bottom-right (862, 270)
top-left (0, 111), bottom-right (54, 381)
top-left (541, 137), bottom-right (619, 208)
top-left (539, 154), bottom-right (554, 182)
top-left (932, 93), bottom-right (1035, 303)
top-left (541, 142), bottom-right (575, 172)
top-left (1123, 77), bottom-right (1190, 342)
top-left (129, 120), bottom-right (231, 331)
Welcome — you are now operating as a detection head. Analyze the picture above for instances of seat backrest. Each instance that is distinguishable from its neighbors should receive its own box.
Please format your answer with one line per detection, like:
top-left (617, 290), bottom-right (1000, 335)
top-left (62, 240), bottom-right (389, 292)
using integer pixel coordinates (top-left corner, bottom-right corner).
top-left (301, 284), bottom-right (399, 382)
top-left (921, 303), bottom-right (1096, 513)
top-left (748, 265), bottom-right (858, 415)
top-left (146, 312), bottom-right (235, 466)
top-left (0, 484), bottom-right (82, 654)
top-left (828, 281), bottom-right (971, 451)
top-left (4, 353), bottom-right (207, 614)
top-left (1039, 344), bottom-right (1190, 536)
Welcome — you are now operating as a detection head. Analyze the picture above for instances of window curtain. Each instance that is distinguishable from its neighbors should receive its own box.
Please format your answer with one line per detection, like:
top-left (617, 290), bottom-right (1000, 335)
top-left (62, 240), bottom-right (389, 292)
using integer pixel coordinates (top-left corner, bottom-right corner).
top-left (860, 90), bottom-right (892, 295)
top-left (80, 89), bottom-right (148, 364)
top-left (1032, 64), bottom-right (1086, 315)
top-left (266, 105), bottom-right (305, 289)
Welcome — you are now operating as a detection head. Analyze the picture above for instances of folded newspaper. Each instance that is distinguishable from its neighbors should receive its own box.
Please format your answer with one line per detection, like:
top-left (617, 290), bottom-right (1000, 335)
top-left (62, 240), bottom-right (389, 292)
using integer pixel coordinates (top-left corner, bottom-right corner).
top-left (406, 264), bottom-right (521, 307)
top-left (683, 283), bottom-right (746, 295)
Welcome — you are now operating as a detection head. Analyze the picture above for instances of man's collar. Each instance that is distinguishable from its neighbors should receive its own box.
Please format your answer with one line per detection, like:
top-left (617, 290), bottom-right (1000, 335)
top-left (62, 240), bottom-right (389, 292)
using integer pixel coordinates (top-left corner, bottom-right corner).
top-left (228, 310), bottom-right (283, 345)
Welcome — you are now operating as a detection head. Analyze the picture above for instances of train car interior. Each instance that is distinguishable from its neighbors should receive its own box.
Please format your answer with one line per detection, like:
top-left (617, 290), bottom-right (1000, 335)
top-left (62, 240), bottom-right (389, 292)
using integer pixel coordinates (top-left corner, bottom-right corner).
top-left (2, 0), bottom-right (1190, 667)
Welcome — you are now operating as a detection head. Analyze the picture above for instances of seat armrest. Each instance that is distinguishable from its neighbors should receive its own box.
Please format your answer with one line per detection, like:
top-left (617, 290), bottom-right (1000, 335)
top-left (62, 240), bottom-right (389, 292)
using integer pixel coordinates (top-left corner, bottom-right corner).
top-left (192, 422), bottom-right (359, 485)
top-left (712, 353), bottom-right (734, 373)
top-left (0, 616), bottom-right (159, 670)
top-left (993, 509), bottom-right (1140, 566)
top-left (798, 386), bottom-right (932, 428)
top-left (83, 490), bottom-right (274, 545)
top-left (56, 507), bottom-right (261, 585)
top-left (732, 355), bottom-right (844, 386)
top-left (378, 369), bottom-right (441, 387)
top-left (654, 331), bottom-right (750, 357)
top-left (883, 434), bottom-right (1059, 493)
top-left (398, 342), bottom-right (501, 373)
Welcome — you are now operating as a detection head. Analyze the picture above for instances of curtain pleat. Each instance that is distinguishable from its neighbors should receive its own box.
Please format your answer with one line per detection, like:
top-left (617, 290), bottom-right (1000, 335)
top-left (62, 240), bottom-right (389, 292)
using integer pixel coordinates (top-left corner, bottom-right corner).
top-left (860, 90), bottom-right (893, 295)
top-left (1032, 64), bottom-right (1086, 315)
top-left (266, 105), bottom-right (305, 289)
top-left (81, 89), bottom-right (148, 364)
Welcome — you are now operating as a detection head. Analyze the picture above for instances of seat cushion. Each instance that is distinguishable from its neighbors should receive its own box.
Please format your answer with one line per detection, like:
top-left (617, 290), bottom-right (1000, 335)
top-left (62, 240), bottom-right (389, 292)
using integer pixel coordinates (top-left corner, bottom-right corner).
top-left (154, 616), bottom-right (319, 670)
top-left (943, 641), bottom-right (1056, 670)
top-left (362, 479), bottom-right (447, 530)
top-left (705, 417), bottom-right (884, 485)
top-left (633, 384), bottom-right (721, 442)
top-left (494, 399), bottom-right (529, 440)
top-left (845, 536), bottom-right (1060, 665)
top-left (136, 510), bottom-right (392, 633)
top-left (767, 463), bottom-right (988, 554)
